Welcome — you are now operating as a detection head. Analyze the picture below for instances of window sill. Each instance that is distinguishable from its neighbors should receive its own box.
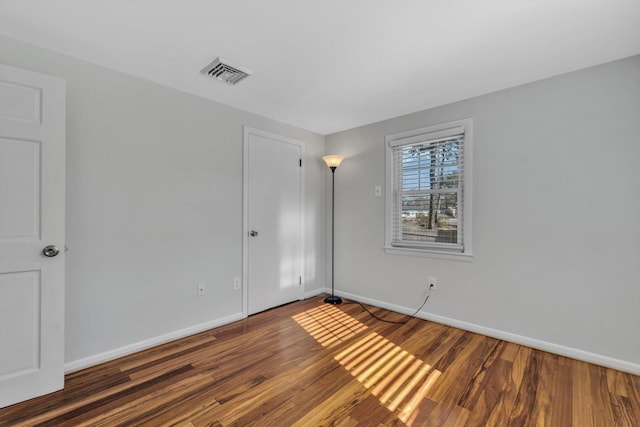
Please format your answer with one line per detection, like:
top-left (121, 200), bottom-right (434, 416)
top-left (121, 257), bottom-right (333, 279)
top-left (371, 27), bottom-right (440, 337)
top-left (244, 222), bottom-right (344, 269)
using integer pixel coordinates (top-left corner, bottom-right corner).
top-left (384, 246), bottom-right (473, 262)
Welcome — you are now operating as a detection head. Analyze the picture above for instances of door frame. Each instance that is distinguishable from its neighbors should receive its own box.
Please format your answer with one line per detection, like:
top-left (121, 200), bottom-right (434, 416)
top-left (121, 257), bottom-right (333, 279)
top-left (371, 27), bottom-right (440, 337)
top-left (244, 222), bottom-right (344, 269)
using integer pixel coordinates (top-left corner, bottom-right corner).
top-left (242, 126), bottom-right (305, 318)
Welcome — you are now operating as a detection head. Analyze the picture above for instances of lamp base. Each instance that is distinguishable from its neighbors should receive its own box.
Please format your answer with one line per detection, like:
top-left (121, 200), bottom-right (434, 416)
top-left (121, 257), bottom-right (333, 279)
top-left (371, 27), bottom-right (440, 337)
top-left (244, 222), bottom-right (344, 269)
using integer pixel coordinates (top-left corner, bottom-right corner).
top-left (324, 295), bottom-right (343, 305)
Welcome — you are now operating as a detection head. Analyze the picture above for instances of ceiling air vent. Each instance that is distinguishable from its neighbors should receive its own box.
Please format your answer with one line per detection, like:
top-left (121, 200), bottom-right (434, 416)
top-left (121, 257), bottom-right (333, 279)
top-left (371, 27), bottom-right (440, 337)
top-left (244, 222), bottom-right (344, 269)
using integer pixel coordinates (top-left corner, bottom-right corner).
top-left (201, 57), bottom-right (251, 85)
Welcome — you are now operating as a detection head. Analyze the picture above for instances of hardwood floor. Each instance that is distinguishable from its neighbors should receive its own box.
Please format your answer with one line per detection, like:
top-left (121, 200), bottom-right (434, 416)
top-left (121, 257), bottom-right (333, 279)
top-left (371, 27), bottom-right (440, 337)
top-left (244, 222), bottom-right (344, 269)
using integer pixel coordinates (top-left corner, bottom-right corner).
top-left (1, 296), bottom-right (639, 426)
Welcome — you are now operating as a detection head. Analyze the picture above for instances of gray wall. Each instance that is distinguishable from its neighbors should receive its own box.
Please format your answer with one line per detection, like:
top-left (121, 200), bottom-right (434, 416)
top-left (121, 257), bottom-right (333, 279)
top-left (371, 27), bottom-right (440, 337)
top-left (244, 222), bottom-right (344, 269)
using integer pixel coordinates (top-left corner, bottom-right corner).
top-left (325, 55), bottom-right (640, 368)
top-left (0, 35), bottom-right (325, 365)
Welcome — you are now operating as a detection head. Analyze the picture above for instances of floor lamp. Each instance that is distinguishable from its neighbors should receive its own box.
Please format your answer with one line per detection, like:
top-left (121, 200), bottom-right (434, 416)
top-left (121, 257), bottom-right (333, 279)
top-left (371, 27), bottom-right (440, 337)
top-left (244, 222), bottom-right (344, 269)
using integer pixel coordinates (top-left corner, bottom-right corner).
top-left (323, 155), bottom-right (344, 304)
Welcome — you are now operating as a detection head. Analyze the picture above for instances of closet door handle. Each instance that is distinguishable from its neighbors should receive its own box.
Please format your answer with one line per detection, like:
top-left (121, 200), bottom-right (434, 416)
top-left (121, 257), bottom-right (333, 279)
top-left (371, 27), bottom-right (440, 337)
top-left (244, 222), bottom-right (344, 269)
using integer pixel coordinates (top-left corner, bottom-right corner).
top-left (43, 245), bottom-right (60, 257)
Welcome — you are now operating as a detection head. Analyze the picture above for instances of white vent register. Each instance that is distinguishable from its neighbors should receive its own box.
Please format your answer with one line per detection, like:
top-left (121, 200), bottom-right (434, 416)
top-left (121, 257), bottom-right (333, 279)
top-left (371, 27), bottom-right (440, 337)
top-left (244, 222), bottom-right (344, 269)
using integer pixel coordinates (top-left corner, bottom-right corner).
top-left (201, 57), bottom-right (251, 85)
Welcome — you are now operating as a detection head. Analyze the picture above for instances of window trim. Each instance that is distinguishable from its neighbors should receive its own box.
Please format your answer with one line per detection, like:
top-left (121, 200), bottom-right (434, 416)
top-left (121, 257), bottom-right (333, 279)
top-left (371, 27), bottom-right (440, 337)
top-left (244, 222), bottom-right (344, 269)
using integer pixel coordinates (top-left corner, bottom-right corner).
top-left (384, 118), bottom-right (473, 259)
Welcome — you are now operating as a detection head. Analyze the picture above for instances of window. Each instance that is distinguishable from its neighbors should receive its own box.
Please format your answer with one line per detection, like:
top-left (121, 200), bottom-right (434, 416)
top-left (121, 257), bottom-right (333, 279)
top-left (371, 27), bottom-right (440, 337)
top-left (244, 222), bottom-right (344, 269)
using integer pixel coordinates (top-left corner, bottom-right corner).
top-left (385, 119), bottom-right (472, 257)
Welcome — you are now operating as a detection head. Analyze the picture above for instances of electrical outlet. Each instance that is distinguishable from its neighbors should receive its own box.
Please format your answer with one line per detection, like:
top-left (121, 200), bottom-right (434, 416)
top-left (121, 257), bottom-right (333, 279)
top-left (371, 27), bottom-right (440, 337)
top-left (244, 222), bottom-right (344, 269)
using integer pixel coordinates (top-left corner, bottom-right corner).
top-left (197, 282), bottom-right (206, 296)
top-left (428, 276), bottom-right (437, 290)
top-left (233, 277), bottom-right (241, 291)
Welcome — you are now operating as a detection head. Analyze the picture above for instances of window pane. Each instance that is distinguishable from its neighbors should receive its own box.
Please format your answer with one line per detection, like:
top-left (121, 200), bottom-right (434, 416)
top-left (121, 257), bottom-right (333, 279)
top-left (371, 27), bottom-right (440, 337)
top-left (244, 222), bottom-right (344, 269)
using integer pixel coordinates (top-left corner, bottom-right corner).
top-left (401, 139), bottom-right (460, 191)
top-left (401, 193), bottom-right (458, 244)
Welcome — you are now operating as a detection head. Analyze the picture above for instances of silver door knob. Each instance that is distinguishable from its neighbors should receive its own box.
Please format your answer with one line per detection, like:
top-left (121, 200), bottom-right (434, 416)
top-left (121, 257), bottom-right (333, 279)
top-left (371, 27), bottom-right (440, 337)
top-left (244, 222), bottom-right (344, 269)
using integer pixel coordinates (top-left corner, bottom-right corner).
top-left (249, 230), bottom-right (258, 237)
top-left (43, 245), bottom-right (60, 257)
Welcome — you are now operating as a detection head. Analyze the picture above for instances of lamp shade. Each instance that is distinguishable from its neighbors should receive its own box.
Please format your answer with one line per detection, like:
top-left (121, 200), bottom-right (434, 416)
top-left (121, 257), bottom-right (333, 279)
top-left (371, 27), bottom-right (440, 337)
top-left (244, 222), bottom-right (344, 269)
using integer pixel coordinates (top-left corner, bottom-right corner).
top-left (322, 155), bottom-right (344, 169)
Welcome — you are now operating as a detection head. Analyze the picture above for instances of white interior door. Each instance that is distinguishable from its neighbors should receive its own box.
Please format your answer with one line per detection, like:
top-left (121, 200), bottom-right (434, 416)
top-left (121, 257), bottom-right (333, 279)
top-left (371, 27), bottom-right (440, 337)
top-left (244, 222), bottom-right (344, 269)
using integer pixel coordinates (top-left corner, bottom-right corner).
top-left (0, 64), bottom-right (65, 408)
top-left (244, 127), bottom-right (303, 316)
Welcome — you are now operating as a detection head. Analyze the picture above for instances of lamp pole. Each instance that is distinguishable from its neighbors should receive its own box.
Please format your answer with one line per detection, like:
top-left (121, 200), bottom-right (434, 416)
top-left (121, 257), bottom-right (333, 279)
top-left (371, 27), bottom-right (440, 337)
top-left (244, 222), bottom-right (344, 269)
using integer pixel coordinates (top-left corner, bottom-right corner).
top-left (322, 155), bottom-right (344, 305)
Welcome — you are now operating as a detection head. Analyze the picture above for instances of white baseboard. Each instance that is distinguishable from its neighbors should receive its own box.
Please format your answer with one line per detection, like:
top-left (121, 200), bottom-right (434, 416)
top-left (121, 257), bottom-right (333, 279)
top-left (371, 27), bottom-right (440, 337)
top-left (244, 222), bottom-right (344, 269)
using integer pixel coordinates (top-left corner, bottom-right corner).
top-left (64, 312), bottom-right (244, 373)
top-left (335, 290), bottom-right (640, 376)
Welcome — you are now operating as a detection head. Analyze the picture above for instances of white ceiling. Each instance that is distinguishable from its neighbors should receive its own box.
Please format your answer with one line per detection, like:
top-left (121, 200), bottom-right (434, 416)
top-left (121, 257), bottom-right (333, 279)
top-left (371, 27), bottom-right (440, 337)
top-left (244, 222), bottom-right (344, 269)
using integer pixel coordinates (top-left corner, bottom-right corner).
top-left (1, 1), bottom-right (639, 135)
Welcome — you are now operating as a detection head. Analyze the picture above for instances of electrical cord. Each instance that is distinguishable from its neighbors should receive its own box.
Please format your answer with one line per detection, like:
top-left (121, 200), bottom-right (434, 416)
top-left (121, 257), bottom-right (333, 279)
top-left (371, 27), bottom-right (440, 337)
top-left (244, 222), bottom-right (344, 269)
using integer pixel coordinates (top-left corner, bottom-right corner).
top-left (346, 285), bottom-right (433, 324)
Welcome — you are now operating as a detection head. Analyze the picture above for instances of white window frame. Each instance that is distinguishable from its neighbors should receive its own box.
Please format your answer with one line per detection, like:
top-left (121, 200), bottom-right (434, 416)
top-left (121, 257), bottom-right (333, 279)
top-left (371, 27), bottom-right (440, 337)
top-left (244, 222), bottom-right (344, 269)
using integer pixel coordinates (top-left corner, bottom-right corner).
top-left (384, 118), bottom-right (473, 260)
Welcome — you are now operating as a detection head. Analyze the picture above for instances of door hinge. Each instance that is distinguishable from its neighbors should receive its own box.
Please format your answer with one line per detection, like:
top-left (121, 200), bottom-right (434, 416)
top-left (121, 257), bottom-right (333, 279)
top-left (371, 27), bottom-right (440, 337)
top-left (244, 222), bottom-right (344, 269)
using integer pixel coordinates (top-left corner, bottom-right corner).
top-left (299, 158), bottom-right (302, 167)
top-left (299, 276), bottom-right (302, 285)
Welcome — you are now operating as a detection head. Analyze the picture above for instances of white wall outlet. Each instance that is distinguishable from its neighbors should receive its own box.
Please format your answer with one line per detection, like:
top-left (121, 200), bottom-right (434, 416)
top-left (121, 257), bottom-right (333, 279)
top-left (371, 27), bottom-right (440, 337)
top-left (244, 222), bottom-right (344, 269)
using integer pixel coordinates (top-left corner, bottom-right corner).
top-left (428, 276), bottom-right (437, 290)
top-left (374, 185), bottom-right (382, 197)
top-left (233, 277), bottom-right (241, 291)
top-left (197, 282), bottom-right (206, 296)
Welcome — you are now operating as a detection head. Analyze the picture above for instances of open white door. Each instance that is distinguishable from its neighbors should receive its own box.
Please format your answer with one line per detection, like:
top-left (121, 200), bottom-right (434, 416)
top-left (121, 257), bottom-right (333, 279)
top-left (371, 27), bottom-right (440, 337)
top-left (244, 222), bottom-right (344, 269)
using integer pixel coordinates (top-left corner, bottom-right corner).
top-left (243, 127), bottom-right (303, 316)
top-left (0, 64), bottom-right (65, 408)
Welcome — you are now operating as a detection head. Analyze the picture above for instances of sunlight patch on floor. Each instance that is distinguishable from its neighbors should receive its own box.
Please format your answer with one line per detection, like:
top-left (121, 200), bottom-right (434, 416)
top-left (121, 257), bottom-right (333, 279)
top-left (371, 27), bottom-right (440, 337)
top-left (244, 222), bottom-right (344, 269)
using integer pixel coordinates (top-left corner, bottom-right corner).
top-left (335, 331), bottom-right (441, 422)
top-left (293, 304), bottom-right (441, 425)
top-left (292, 305), bottom-right (367, 347)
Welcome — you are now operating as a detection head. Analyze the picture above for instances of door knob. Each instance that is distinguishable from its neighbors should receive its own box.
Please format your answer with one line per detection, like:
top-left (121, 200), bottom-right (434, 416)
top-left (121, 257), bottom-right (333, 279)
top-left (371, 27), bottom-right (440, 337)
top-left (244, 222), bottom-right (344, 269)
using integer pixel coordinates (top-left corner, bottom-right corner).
top-left (42, 245), bottom-right (60, 257)
top-left (249, 230), bottom-right (258, 237)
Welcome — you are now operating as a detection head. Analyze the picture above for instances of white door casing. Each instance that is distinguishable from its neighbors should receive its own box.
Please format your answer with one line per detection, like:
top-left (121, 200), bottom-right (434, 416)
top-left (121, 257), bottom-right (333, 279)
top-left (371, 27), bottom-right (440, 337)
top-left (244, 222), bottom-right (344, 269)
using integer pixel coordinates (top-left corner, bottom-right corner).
top-left (0, 64), bottom-right (66, 408)
top-left (243, 127), bottom-right (304, 316)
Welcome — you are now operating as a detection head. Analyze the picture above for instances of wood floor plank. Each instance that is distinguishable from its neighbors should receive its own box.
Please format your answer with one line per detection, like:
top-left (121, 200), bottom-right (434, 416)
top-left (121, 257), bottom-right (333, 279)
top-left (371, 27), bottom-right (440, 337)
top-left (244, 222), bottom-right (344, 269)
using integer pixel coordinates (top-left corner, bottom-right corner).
top-left (421, 334), bottom-right (501, 425)
top-left (549, 355), bottom-right (573, 427)
top-left (529, 351), bottom-right (557, 426)
top-left (572, 360), bottom-right (596, 427)
top-left (506, 348), bottom-right (544, 427)
top-left (623, 370), bottom-right (640, 418)
top-left (289, 377), bottom-right (371, 427)
top-left (476, 344), bottom-right (531, 426)
top-left (426, 332), bottom-right (498, 404)
top-left (587, 363), bottom-right (617, 426)
top-left (500, 341), bottom-right (520, 362)
top-left (457, 340), bottom-right (506, 410)
top-left (1, 296), bottom-right (638, 427)
top-left (343, 394), bottom-right (397, 426)
top-left (607, 369), bottom-right (630, 397)
top-left (440, 405), bottom-right (470, 427)
top-left (609, 394), bottom-right (636, 427)
top-left (462, 358), bottom-right (512, 427)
